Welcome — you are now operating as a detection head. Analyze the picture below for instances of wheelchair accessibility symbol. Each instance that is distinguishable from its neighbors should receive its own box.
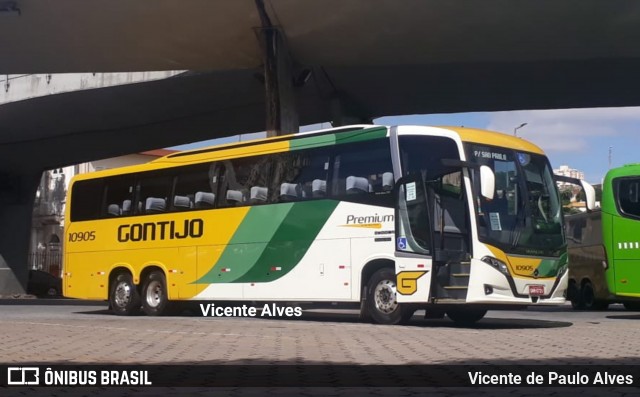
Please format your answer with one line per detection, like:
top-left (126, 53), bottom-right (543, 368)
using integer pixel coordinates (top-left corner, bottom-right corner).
top-left (397, 237), bottom-right (407, 250)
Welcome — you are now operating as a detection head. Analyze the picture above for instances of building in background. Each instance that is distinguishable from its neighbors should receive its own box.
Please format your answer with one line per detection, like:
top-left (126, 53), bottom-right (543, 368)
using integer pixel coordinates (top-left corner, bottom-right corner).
top-left (29, 149), bottom-right (176, 276)
top-left (554, 165), bottom-right (602, 213)
top-left (554, 165), bottom-right (586, 187)
top-left (2, 72), bottom-right (184, 277)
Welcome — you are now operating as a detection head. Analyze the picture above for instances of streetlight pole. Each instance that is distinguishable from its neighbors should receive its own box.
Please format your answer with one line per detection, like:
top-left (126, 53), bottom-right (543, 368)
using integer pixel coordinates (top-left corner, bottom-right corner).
top-left (513, 122), bottom-right (528, 137)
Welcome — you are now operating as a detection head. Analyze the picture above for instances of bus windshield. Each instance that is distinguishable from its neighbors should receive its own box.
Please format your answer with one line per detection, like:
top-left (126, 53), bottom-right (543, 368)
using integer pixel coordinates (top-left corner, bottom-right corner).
top-left (466, 143), bottom-right (564, 257)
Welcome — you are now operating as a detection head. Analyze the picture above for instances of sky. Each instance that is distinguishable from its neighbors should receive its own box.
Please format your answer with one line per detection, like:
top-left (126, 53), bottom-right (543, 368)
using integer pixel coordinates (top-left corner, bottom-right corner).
top-left (172, 107), bottom-right (640, 184)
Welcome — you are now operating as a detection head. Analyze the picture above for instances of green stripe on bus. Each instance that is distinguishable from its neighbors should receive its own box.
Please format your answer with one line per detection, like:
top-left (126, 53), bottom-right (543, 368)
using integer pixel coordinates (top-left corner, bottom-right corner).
top-left (194, 203), bottom-right (294, 284)
top-left (289, 134), bottom-right (336, 151)
top-left (334, 127), bottom-right (387, 144)
top-left (289, 127), bottom-right (388, 152)
top-left (536, 253), bottom-right (567, 278)
top-left (234, 200), bottom-right (339, 283)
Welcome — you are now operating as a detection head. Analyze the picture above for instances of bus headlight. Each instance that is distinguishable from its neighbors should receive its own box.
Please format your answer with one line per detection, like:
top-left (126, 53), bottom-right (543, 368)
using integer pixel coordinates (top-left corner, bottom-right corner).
top-left (481, 256), bottom-right (510, 275)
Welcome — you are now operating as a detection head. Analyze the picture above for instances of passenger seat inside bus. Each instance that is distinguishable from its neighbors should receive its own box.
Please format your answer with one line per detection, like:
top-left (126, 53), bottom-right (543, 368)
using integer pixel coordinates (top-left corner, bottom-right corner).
top-left (107, 204), bottom-right (121, 217)
top-left (250, 186), bottom-right (268, 204)
top-left (280, 183), bottom-right (300, 201)
top-left (194, 191), bottom-right (215, 209)
top-left (145, 197), bottom-right (166, 213)
top-left (382, 172), bottom-right (394, 191)
top-left (312, 179), bottom-right (326, 197)
top-left (174, 195), bottom-right (194, 210)
top-left (226, 190), bottom-right (245, 206)
top-left (122, 200), bottom-right (132, 215)
top-left (346, 176), bottom-right (371, 194)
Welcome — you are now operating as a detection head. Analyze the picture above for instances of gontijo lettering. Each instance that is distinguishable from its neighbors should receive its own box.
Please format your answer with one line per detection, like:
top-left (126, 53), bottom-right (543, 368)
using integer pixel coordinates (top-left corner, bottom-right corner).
top-left (117, 219), bottom-right (204, 242)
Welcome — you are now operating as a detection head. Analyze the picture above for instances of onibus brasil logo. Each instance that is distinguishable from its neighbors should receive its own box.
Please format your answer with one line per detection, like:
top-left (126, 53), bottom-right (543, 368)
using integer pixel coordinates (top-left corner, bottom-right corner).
top-left (6, 367), bottom-right (152, 386)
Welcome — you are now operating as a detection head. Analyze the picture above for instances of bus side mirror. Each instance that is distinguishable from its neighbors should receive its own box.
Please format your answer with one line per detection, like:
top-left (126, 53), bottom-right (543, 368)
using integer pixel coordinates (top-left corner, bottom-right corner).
top-left (554, 174), bottom-right (596, 211)
top-left (581, 180), bottom-right (596, 211)
top-left (480, 165), bottom-right (495, 200)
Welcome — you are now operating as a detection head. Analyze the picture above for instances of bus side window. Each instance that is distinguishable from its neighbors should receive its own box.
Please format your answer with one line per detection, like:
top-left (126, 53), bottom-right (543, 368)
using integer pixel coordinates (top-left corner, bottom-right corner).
top-left (103, 176), bottom-right (134, 219)
top-left (331, 138), bottom-right (393, 206)
top-left (220, 156), bottom-right (271, 207)
top-left (136, 171), bottom-right (173, 215)
top-left (271, 148), bottom-right (331, 202)
top-left (70, 179), bottom-right (103, 221)
top-left (174, 163), bottom-right (211, 211)
top-left (618, 178), bottom-right (640, 218)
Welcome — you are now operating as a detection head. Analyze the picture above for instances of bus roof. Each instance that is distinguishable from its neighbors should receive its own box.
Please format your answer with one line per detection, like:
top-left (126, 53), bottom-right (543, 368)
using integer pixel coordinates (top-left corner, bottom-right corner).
top-left (161, 125), bottom-right (546, 163)
top-left (71, 124), bottom-right (546, 181)
top-left (443, 126), bottom-right (545, 155)
top-left (605, 163), bottom-right (640, 181)
top-left (70, 125), bottom-right (384, 180)
top-left (160, 124), bottom-right (378, 161)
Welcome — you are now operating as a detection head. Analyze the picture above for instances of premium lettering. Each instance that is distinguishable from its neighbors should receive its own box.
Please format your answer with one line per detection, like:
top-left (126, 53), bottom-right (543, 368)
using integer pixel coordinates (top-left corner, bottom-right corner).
top-left (118, 219), bottom-right (204, 242)
top-left (346, 213), bottom-right (394, 225)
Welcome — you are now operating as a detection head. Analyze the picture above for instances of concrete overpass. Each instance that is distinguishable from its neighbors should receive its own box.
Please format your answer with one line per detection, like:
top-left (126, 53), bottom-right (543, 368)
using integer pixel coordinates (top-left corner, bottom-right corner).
top-left (2, 0), bottom-right (640, 293)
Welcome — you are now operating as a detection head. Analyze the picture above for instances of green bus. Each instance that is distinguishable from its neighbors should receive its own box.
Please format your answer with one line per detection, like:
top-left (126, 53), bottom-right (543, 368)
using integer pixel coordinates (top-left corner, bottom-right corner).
top-left (566, 163), bottom-right (640, 310)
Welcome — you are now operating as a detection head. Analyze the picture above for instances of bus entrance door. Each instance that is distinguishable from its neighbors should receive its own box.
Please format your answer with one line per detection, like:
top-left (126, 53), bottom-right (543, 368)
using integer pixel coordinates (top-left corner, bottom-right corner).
top-left (394, 176), bottom-right (434, 303)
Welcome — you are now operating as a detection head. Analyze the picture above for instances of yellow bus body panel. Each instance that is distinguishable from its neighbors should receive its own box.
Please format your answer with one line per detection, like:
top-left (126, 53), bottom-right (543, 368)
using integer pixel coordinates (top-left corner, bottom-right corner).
top-left (64, 207), bottom-right (250, 300)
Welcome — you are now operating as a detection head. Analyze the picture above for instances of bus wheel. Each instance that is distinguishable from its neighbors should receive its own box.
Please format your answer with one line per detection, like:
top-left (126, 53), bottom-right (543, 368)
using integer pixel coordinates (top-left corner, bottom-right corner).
top-left (365, 268), bottom-right (413, 325)
top-left (581, 282), bottom-right (608, 310)
top-left (359, 297), bottom-right (373, 322)
top-left (446, 308), bottom-right (487, 326)
top-left (142, 271), bottom-right (169, 316)
top-left (110, 273), bottom-right (141, 316)
top-left (568, 282), bottom-right (584, 310)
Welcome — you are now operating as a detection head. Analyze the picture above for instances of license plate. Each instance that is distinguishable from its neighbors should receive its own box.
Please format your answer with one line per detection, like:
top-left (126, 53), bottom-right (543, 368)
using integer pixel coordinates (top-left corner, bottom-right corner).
top-left (529, 285), bottom-right (545, 296)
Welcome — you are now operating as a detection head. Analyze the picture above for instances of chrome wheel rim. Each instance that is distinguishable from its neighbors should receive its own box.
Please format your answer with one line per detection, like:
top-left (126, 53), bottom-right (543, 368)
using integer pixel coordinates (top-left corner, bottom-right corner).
top-left (374, 279), bottom-right (398, 314)
top-left (145, 280), bottom-right (163, 308)
top-left (114, 281), bottom-right (132, 308)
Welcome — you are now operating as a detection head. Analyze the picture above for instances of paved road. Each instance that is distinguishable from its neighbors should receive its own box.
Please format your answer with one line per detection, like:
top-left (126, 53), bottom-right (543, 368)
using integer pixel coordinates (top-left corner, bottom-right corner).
top-left (1, 300), bottom-right (638, 396)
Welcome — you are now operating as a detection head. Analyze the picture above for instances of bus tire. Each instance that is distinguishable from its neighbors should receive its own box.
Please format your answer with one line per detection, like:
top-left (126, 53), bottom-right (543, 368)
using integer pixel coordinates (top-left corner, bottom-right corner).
top-left (359, 294), bottom-right (373, 322)
top-left (446, 308), bottom-right (487, 326)
top-left (141, 271), bottom-right (169, 316)
top-left (581, 281), bottom-right (608, 310)
top-left (110, 273), bottom-right (141, 316)
top-left (568, 282), bottom-right (584, 310)
top-left (365, 268), bottom-right (413, 325)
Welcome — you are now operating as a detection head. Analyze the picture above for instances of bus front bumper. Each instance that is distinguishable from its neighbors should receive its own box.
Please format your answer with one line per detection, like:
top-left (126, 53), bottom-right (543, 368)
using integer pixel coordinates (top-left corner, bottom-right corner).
top-left (465, 259), bottom-right (568, 305)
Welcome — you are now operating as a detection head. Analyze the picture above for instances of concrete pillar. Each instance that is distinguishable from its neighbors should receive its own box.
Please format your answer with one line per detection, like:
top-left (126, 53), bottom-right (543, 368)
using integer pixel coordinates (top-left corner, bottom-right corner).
top-left (255, 0), bottom-right (299, 137)
top-left (0, 170), bottom-right (41, 296)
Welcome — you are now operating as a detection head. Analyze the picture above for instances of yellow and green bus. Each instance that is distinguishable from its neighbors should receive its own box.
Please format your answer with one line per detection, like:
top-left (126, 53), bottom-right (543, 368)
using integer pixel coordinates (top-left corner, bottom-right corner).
top-left (64, 125), bottom-right (584, 324)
